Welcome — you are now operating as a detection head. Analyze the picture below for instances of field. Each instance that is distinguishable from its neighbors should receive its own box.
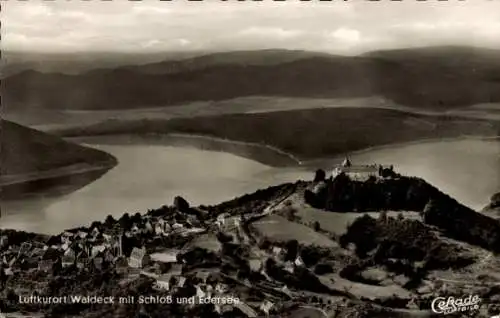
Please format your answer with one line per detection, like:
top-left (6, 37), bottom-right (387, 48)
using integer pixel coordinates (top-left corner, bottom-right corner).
top-left (184, 233), bottom-right (222, 253)
top-left (273, 192), bottom-right (422, 236)
top-left (318, 274), bottom-right (412, 301)
top-left (295, 207), bottom-right (422, 236)
top-left (251, 214), bottom-right (337, 247)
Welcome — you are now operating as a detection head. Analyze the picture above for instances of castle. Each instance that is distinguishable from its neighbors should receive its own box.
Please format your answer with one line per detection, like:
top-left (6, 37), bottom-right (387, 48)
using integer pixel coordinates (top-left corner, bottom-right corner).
top-left (332, 156), bottom-right (393, 181)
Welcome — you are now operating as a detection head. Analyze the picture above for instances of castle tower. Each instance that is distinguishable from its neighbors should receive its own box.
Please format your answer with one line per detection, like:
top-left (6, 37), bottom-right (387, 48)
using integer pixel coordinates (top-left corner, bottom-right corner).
top-left (341, 156), bottom-right (352, 167)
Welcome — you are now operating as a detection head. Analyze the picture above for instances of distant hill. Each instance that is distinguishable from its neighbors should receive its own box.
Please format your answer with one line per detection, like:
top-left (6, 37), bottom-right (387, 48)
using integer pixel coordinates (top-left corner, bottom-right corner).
top-left (1, 120), bottom-right (115, 176)
top-left (0, 50), bottom-right (206, 77)
top-left (3, 46), bottom-right (500, 111)
top-left (363, 45), bottom-right (500, 67)
top-left (53, 107), bottom-right (500, 161)
top-left (119, 49), bottom-right (335, 75)
top-left (1, 120), bottom-right (116, 199)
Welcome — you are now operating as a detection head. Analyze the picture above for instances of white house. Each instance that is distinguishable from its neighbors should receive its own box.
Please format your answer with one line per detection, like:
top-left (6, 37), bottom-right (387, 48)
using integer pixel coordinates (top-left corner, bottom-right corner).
top-left (260, 300), bottom-right (274, 315)
top-left (154, 275), bottom-right (171, 291)
top-left (91, 245), bottom-right (106, 258)
top-left (129, 247), bottom-right (150, 269)
top-left (281, 285), bottom-right (291, 296)
top-left (94, 257), bottom-right (103, 270)
top-left (145, 221), bottom-right (154, 233)
top-left (115, 257), bottom-right (129, 274)
top-left (38, 260), bottom-right (53, 272)
top-left (249, 258), bottom-right (263, 272)
top-left (215, 283), bottom-right (228, 294)
top-left (271, 247), bottom-right (284, 257)
top-left (62, 249), bottom-right (76, 267)
top-left (172, 223), bottom-right (184, 230)
top-left (294, 256), bottom-right (305, 267)
top-left (131, 224), bottom-right (141, 234)
top-left (196, 285), bottom-right (206, 298)
top-left (150, 250), bottom-right (179, 264)
top-left (91, 227), bottom-right (100, 237)
top-left (217, 213), bottom-right (228, 222)
top-left (154, 223), bottom-right (166, 236)
top-left (283, 262), bottom-right (294, 274)
top-left (177, 276), bottom-right (186, 288)
top-left (168, 263), bottom-right (183, 276)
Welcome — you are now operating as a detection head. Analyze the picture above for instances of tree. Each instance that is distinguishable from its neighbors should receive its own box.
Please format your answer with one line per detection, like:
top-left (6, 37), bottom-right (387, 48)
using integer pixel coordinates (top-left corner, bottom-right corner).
top-left (284, 240), bottom-right (299, 261)
top-left (119, 213), bottom-right (132, 230)
top-left (422, 199), bottom-right (437, 223)
top-left (132, 213), bottom-right (142, 224)
top-left (174, 196), bottom-right (190, 212)
top-left (284, 207), bottom-right (297, 222)
top-left (259, 239), bottom-right (271, 250)
top-left (314, 263), bottom-right (333, 275)
top-left (379, 211), bottom-right (388, 223)
top-left (314, 169), bottom-right (326, 182)
top-left (304, 190), bottom-right (317, 207)
top-left (490, 192), bottom-right (500, 208)
top-left (105, 215), bottom-right (116, 227)
top-left (313, 221), bottom-right (321, 232)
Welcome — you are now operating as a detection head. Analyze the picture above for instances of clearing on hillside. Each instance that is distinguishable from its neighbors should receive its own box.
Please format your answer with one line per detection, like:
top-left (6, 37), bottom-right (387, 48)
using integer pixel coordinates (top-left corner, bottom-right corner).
top-left (294, 206), bottom-right (422, 236)
top-left (252, 214), bottom-right (337, 247)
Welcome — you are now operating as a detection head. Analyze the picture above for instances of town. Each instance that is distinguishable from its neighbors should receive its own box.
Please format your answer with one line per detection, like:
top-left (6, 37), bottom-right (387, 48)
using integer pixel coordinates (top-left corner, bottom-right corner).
top-left (0, 182), bottom-right (338, 317)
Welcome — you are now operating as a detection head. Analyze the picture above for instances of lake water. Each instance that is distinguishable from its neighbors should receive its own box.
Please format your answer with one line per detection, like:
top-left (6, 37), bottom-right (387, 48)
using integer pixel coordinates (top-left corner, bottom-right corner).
top-left (1, 139), bottom-right (499, 234)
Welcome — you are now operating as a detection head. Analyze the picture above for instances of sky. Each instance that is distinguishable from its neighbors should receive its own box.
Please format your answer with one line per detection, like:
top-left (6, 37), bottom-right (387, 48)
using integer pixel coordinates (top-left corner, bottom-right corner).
top-left (2, 0), bottom-right (500, 55)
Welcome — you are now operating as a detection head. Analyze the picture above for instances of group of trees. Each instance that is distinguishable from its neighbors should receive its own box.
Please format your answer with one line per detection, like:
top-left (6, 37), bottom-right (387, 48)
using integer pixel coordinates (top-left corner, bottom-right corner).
top-left (305, 174), bottom-right (442, 213)
top-left (206, 182), bottom-right (301, 217)
top-left (339, 214), bottom-right (475, 278)
top-left (264, 258), bottom-right (330, 294)
top-left (423, 197), bottom-right (500, 253)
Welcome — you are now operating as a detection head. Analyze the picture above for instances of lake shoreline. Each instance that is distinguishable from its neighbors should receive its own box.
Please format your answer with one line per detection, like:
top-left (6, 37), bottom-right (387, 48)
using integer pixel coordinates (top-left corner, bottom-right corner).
top-left (0, 159), bottom-right (117, 201)
top-left (2, 134), bottom-right (498, 233)
top-left (304, 135), bottom-right (500, 168)
top-left (69, 132), bottom-right (499, 169)
top-left (68, 133), bottom-right (302, 168)
top-left (3, 132), bottom-right (497, 206)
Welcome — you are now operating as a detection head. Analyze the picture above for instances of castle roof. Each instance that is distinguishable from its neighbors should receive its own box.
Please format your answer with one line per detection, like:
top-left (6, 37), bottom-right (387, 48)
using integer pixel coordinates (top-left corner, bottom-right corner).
top-left (341, 156), bottom-right (352, 167)
top-left (337, 166), bottom-right (378, 173)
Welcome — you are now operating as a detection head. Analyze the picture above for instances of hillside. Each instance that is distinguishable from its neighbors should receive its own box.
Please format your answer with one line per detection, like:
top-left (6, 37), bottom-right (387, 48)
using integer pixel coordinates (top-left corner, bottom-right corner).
top-left (364, 46), bottom-right (500, 68)
top-left (482, 192), bottom-right (500, 216)
top-left (0, 50), bottom-right (205, 77)
top-left (54, 107), bottom-right (500, 162)
top-left (3, 46), bottom-right (500, 111)
top-left (0, 120), bottom-right (117, 199)
top-left (2, 174), bottom-right (500, 317)
top-left (120, 49), bottom-right (334, 75)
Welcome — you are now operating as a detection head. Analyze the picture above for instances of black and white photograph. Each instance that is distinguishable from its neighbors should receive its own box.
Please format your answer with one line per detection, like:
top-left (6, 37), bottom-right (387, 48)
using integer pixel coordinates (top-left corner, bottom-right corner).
top-left (1, 0), bottom-right (500, 316)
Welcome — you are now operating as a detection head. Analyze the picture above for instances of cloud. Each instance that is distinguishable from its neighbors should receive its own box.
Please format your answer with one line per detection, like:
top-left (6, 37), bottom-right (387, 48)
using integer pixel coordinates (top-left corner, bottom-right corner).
top-left (238, 27), bottom-right (304, 40)
top-left (330, 28), bottom-right (361, 45)
top-left (1, 1), bottom-right (499, 54)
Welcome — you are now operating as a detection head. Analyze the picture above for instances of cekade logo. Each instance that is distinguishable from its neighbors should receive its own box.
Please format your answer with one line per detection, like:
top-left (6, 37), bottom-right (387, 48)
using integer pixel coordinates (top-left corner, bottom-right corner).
top-left (431, 295), bottom-right (481, 315)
